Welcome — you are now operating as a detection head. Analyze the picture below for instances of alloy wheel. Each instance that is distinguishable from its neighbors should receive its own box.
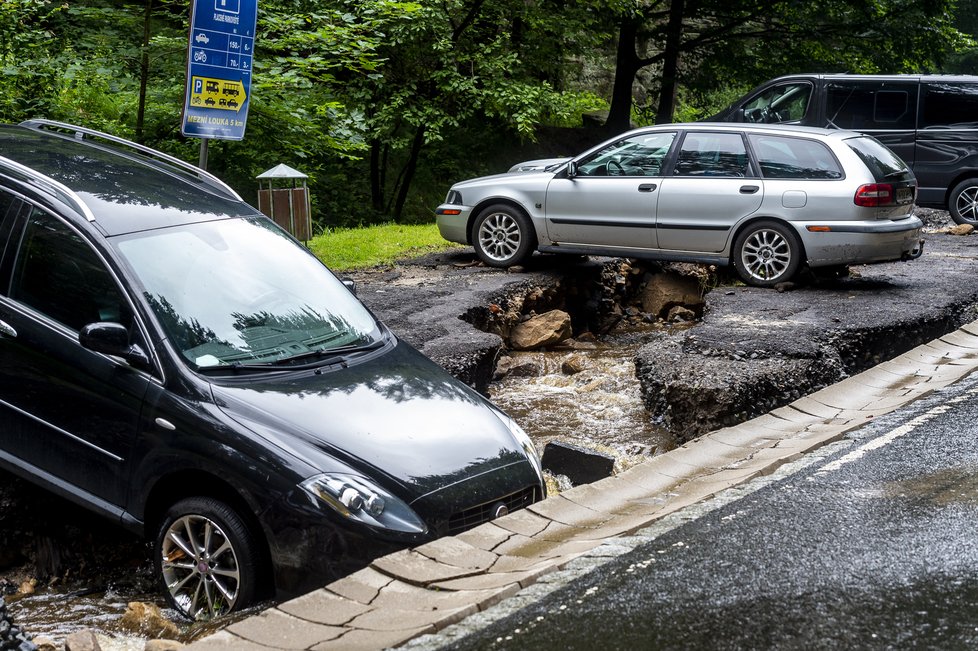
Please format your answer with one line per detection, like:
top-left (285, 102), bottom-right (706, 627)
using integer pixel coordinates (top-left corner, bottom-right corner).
top-left (740, 228), bottom-right (792, 282)
top-left (160, 513), bottom-right (241, 619)
top-left (477, 212), bottom-right (522, 262)
top-left (955, 186), bottom-right (978, 224)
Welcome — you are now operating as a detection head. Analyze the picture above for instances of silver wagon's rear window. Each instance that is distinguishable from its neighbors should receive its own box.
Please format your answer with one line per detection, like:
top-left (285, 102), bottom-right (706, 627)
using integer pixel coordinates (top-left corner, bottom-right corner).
top-left (846, 136), bottom-right (913, 182)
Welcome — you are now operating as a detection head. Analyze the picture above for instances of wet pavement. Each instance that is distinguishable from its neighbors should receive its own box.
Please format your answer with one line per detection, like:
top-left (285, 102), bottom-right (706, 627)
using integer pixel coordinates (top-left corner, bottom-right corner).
top-left (423, 373), bottom-right (978, 649)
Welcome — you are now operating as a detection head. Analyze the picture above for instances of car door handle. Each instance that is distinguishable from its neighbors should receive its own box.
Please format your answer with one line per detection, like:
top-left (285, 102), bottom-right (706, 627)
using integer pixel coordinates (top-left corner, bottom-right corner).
top-left (740, 185), bottom-right (760, 194)
top-left (0, 320), bottom-right (16, 338)
top-left (638, 183), bottom-right (657, 192)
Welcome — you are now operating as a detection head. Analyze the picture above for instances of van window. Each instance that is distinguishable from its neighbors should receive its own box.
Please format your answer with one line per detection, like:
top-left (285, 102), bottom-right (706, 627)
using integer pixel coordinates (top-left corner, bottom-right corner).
top-left (920, 82), bottom-right (978, 128)
top-left (748, 135), bottom-right (843, 180)
top-left (826, 83), bottom-right (916, 130)
top-left (742, 82), bottom-right (812, 124)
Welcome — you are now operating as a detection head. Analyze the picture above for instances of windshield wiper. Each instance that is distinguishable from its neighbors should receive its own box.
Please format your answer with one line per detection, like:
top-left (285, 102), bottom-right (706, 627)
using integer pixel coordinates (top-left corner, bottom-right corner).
top-left (271, 338), bottom-right (386, 367)
top-left (883, 169), bottom-right (909, 179)
top-left (197, 339), bottom-right (386, 374)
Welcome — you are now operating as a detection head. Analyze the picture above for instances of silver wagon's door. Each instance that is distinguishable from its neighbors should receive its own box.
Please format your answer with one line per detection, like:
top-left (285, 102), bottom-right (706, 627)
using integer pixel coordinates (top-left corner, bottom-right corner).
top-left (656, 132), bottom-right (763, 252)
top-left (545, 131), bottom-right (676, 250)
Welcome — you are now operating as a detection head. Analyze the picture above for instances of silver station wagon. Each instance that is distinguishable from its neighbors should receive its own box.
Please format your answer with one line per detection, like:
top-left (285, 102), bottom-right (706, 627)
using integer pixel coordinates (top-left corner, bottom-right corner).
top-left (435, 124), bottom-right (924, 287)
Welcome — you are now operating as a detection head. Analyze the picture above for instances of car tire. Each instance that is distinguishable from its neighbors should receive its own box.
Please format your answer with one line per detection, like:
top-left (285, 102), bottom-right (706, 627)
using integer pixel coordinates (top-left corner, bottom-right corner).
top-left (155, 496), bottom-right (261, 620)
top-left (732, 220), bottom-right (802, 287)
top-left (472, 204), bottom-right (536, 268)
top-left (949, 178), bottom-right (978, 226)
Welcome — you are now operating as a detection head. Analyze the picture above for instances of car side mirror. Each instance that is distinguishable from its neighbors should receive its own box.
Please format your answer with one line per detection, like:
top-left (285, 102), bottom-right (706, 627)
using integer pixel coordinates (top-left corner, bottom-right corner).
top-left (566, 161), bottom-right (578, 179)
top-left (733, 108), bottom-right (746, 123)
top-left (80, 322), bottom-right (151, 368)
top-left (341, 277), bottom-right (357, 295)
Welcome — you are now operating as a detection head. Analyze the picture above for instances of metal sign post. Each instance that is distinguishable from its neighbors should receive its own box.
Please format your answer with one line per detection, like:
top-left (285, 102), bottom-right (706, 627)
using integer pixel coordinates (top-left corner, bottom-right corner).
top-left (182, 0), bottom-right (258, 159)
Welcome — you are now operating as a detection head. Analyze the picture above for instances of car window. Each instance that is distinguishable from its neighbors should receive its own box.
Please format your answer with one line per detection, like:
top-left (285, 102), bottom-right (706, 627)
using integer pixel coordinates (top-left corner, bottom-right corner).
top-left (576, 132), bottom-right (676, 177)
top-left (0, 189), bottom-right (19, 269)
top-left (748, 135), bottom-right (843, 180)
top-left (8, 208), bottom-right (132, 331)
top-left (826, 82), bottom-right (916, 130)
top-left (742, 82), bottom-right (813, 124)
top-left (845, 136), bottom-right (912, 182)
top-left (920, 82), bottom-right (978, 128)
top-left (674, 132), bottom-right (750, 177)
top-left (114, 216), bottom-right (382, 370)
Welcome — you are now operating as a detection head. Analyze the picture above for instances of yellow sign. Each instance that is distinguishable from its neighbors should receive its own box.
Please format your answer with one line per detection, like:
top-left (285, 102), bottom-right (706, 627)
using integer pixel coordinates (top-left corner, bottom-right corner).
top-left (189, 76), bottom-right (246, 112)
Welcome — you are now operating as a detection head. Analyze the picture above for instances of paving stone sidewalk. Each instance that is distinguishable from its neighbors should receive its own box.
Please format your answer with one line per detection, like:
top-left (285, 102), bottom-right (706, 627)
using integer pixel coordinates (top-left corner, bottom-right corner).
top-left (186, 322), bottom-right (978, 651)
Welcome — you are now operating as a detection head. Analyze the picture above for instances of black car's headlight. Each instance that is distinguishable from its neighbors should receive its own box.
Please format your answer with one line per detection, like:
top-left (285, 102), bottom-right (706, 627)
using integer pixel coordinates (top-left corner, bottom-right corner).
top-left (301, 473), bottom-right (427, 535)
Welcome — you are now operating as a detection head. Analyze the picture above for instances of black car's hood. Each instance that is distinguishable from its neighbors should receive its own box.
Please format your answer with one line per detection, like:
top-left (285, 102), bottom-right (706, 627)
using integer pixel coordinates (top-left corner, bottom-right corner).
top-left (209, 341), bottom-right (531, 502)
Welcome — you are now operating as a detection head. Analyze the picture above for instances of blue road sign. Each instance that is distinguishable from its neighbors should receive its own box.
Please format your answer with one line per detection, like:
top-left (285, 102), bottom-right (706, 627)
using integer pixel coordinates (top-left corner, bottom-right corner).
top-left (182, 0), bottom-right (257, 140)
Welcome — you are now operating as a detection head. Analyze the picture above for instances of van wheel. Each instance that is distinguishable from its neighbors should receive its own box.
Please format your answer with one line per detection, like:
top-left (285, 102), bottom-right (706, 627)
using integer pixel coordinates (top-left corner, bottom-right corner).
top-left (472, 204), bottom-right (536, 267)
top-left (733, 221), bottom-right (802, 287)
top-left (155, 497), bottom-right (261, 620)
top-left (949, 179), bottom-right (978, 226)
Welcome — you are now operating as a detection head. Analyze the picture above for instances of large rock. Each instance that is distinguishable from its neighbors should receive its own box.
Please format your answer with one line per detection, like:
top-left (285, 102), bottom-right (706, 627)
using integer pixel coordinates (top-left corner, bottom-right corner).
top-left (641, 273), bottom-right (704, 319)
top-left (65, 630), bottom-right (101, 651)
top-left (542, 441), bottom-right (615, 485)
top-left (509, 310), bottom-right (573, 350)
top-left (119, 601), bottom-right (180, 639)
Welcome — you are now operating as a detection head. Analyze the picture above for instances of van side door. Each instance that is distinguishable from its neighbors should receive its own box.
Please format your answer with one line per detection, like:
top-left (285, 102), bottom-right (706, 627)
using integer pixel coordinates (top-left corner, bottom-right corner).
top-left (915, 81), bottom-right (978, 208)
top-left (823, 79), bottom-right (918, 166)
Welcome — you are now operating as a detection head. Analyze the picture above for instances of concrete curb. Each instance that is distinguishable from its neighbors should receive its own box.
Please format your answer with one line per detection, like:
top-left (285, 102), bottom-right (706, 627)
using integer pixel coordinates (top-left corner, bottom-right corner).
top-left (185, 321), bottom-right (978, 650)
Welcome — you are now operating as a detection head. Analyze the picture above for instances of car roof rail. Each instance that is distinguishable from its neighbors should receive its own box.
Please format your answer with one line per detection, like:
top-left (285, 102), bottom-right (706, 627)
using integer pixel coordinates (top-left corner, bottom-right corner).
top-left (19, 119), bottom-right (244, 201)
top-left (0, 154), bottom-right (97, 222)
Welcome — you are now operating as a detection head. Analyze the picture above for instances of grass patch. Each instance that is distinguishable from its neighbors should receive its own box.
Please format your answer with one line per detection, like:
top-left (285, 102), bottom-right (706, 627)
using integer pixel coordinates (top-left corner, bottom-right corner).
top-left (308, 222), bottom-right (463, 271)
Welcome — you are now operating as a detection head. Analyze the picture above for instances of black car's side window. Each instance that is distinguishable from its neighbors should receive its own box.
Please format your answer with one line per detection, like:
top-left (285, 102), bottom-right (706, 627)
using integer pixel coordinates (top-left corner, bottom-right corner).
top-left (9, 208), bottom-right (132, 332)
top-left (825, 82), bottom-right (917, 130)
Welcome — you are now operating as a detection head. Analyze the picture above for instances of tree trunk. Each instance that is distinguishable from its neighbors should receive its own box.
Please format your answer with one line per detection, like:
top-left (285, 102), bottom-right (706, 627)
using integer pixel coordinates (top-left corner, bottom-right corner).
top-left (369, 139), bottom-right (383, 212)
top-left (606, 19), bottom-right (641, 132)
top-left (392, 125), bottom-right (426, 222)
top-left (655, 0), bottom-right (686, 125)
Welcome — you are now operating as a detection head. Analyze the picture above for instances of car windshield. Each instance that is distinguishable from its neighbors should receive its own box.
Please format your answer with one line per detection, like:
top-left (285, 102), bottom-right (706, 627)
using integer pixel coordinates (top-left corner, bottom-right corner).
top-left (114, 216), bottom-right (381, 370)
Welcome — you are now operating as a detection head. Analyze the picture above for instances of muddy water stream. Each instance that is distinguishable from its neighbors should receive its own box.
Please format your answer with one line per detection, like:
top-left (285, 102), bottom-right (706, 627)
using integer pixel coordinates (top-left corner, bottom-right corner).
top-left (490, 324), bottom-right (677, 467)
top-left (9, 588), bottom-right (162, 645)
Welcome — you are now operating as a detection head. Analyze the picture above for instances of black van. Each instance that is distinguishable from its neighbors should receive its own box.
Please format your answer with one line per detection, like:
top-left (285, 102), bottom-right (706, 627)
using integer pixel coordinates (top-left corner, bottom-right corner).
top-left (710, 74), bottom-right (978, 225)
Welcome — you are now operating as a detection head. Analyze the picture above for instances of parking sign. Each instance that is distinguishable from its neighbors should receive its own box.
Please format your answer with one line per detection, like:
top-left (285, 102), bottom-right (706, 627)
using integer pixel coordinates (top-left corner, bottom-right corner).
top-left (182, 0), bottom-right (258, 140)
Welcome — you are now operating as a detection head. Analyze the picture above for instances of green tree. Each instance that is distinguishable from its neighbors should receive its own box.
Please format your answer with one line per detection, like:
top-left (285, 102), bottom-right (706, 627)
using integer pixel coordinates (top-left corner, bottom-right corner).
top-left (603, 0), bottom-right (968, 130)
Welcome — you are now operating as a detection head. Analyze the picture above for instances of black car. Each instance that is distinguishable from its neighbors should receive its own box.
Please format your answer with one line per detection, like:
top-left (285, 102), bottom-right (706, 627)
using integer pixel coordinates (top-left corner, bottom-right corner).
top-left (0, 120), bottom-right (544, 620)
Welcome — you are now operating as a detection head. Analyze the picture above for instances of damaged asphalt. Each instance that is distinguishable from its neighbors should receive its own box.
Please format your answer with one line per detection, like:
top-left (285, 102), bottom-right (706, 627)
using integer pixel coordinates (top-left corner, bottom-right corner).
top-left (351, 215), bottom-right (978, 445)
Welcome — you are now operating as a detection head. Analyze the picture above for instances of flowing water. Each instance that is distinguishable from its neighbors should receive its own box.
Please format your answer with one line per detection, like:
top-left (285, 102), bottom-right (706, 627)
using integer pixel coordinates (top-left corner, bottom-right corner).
top-left (489, 324), bottom-right (678, 468)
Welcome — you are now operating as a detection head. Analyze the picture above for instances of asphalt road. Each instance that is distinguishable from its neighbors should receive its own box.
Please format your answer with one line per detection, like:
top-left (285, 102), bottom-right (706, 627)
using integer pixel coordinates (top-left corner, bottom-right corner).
top-left (435, 371), bottom-right (978, 650)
